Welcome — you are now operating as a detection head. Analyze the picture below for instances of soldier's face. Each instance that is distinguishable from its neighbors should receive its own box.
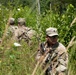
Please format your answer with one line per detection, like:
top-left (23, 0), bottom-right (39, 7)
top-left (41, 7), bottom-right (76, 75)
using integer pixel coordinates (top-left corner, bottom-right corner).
top-left (47, 35), bottom-right (58, 45)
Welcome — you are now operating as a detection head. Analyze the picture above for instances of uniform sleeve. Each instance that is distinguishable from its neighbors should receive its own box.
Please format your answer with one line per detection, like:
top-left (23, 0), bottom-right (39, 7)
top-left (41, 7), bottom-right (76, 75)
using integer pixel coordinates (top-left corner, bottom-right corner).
top-left (56, 43), bottom-right (68, 72)
top-left (35, 43), bottom-right (44, 61)
top-left (11, 29), bottom-right (19, 41)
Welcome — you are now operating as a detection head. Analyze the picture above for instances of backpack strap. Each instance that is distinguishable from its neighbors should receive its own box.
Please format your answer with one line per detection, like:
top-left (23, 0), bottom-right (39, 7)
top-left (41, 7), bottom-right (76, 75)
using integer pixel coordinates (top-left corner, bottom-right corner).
top-left (40, 42), bottom-right (46, 54)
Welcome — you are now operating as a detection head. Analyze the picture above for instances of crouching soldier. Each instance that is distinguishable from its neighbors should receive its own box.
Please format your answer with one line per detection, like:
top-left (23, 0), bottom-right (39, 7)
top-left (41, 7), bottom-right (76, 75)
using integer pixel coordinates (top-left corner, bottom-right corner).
top-left (6, 18), bottom-right (18, 38)
top-left (7, 18), bottom-right (18, 36)
top-left (14, 18), bottom-right (37, 45)
top-left (36, 27), bottom-right (68, 75)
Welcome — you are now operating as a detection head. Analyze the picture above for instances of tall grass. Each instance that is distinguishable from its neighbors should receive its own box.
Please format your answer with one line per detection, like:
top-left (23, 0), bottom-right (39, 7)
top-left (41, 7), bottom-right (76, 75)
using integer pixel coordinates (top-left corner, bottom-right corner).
top-left (68, 42), bottom-right (76, 75)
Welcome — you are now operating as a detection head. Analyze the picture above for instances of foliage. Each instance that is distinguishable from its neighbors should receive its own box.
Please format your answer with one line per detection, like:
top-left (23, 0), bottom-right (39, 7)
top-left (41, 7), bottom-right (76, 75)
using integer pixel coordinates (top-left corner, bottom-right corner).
top-left (68, 42), bottom-right (76, 75)
top-left (1, 0), bottom-right (76, 14)
top-left (0, 5), bottom-right (9, 37)
top-left (0, 39), bottom-right (39, 75)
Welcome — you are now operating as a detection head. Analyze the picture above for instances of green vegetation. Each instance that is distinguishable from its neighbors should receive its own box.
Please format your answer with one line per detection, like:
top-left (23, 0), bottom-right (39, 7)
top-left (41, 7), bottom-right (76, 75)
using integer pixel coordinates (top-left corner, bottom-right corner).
top-left (0, 1), bottom-right (76, 75)
top-left (68, 42), bottom-right (76, 75)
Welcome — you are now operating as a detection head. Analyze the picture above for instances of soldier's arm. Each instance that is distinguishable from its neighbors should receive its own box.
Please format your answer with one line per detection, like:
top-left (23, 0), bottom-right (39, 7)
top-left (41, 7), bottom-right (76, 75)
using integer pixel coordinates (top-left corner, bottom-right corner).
top-left (35, 43), bottom-right (45, 61)
top-left (35, 47), bottom-right (43, 61)
top-left (56, 44), bottom-right (68, 72)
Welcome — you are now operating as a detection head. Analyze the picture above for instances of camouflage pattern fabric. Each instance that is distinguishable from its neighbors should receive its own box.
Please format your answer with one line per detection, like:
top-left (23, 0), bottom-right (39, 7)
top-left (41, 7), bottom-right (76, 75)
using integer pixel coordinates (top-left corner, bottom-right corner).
top-left (7, 25), bottom-right (18, 37)
top-left (36, 42), bottom-right (68, 75)
top-left (14, 26), bottom-right (27, 41)
top-left (8, 26), bottom-right (18, 33)
top-left (14, 26), bottom-right (36, 44)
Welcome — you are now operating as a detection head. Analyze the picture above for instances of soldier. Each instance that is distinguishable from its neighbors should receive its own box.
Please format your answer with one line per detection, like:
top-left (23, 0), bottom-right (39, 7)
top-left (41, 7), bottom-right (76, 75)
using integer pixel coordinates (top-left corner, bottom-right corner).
top-left (36, 27), bottom-right (68, 75)
top-left (7, 18), bottom-right (18, 36)
top-left (15, 18), bottom-right (36, 44)
top-left (14, 18), bottom-right (26, 41)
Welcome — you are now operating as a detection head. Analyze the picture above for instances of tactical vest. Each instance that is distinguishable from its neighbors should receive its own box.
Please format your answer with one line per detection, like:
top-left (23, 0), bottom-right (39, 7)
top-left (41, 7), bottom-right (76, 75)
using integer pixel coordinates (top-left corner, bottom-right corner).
top-left (40, 42), bottom-right (68, 75)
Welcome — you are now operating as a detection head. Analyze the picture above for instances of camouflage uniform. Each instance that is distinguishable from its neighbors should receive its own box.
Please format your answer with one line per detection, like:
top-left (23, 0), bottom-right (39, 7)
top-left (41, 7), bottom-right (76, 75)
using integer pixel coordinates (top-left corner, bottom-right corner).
top-left (8, 25), bottom-right (18, 34)
top-left (14, 26), bottom-right (29, 41)
top-left (7, 18), bottom-right (18, 37)
top-left (36, 27), bottom-right (68, 75)
top-left (14, 18), bottom-right (36, 43)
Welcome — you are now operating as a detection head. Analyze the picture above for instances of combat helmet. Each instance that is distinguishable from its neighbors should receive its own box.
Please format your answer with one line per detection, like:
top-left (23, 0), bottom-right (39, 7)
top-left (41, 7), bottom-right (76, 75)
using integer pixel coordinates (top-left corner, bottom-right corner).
top-left (8, 18), bottom-right (15, 25)
top-left (46, 27), bottom-right (58, 37)
top-left (18, 18), bottom-right (25, 26)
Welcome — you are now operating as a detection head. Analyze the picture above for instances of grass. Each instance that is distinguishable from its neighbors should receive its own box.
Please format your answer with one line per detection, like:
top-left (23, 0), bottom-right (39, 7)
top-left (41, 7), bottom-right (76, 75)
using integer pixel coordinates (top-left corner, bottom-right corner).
top-left (0, 36), bottom-right (39, 75)
top-left (68, 42), bottom-right (76, 75)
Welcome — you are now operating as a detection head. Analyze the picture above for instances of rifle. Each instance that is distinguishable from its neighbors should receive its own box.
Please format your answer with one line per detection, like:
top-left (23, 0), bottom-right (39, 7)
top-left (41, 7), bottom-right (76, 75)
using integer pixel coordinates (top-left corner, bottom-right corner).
top-left (32, 45), bottom-right (51, 75)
